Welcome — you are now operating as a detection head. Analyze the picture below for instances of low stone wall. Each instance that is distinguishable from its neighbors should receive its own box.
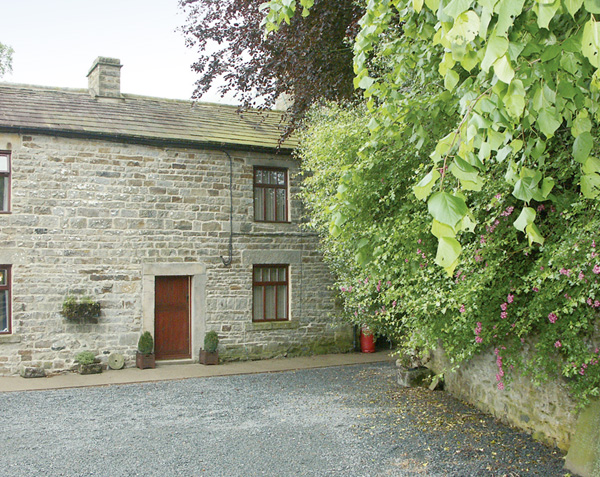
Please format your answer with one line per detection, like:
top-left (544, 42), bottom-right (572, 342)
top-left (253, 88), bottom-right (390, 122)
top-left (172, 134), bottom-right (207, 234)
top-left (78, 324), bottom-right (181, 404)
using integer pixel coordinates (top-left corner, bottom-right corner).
top-left (427, 347), bottom-right (577, 451)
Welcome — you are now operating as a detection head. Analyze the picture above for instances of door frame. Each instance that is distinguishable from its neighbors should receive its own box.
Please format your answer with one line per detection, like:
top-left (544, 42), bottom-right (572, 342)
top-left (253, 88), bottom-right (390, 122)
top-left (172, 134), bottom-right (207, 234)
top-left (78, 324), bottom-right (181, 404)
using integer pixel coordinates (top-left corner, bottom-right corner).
top-left (142, 263), bottom-right (207, 361)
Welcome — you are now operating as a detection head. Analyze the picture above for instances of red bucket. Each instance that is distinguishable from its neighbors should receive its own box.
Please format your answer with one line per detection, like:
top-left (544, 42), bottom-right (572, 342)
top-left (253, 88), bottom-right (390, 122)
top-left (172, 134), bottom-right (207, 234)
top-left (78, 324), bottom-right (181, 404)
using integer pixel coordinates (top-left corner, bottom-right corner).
top-left (360, 327), bottom-right (375, 353)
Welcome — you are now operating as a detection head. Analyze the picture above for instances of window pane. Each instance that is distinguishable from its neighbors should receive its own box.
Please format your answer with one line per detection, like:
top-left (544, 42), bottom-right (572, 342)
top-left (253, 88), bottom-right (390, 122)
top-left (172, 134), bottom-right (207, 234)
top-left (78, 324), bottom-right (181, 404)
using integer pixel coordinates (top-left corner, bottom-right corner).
top-left (0, 290), bottom-right (7, 333)
top-left (0, 269), bottom-right (6, 286)
top-left (265, 188), bottom-right (276, 221)
top-left (255, 169), bottom-right (264, 184)
top-left (276, 172), bottom-right (285, 185)
top-left (253, 286), bottom-right (264, 320)
top-left (0, 177), bottom-right (6, 212)
top-left (277, 285), bottom-right (287, 319)
top-left (254, 189), bottom-right (264, 221)
top-left (0, 155), bottom-right (8, 173)
top-left (254, 267), bottom-right (263, 282)
top-left (276, 189), bottom-right (286, 221)
top-left (278, 267), bottom-right (286, 282)
top-left (265, 286), bottom-right (276, 320)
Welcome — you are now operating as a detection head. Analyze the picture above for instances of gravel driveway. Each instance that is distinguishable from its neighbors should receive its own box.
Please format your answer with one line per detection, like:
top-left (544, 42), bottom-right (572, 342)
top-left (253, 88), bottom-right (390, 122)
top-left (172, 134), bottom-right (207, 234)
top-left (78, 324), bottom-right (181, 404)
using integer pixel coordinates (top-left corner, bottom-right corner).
top-left (1, 362), bottom-right (566, 476)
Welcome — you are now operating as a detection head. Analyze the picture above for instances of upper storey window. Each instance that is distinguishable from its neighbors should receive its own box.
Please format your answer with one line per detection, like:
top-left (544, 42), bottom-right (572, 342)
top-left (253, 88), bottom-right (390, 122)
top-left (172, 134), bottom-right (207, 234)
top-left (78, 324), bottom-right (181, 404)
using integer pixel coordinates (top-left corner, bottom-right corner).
top-left (0, 152), bottom-right (9, 213)
top-left (254, 167), bottom-right (288, 223)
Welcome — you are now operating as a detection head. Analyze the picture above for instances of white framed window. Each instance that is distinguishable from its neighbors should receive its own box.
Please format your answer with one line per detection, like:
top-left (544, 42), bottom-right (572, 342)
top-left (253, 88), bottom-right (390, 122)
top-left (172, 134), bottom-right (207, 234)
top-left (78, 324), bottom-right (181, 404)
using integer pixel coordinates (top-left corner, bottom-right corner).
top-left (0, 151), bottom-right (10, 213)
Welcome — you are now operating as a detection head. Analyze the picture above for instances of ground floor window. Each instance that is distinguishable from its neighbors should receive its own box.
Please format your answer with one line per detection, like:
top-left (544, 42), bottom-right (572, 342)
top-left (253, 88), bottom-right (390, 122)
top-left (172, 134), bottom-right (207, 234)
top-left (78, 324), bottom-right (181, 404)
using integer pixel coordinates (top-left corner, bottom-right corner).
top-left (253, 265), bottom-right (289, 322)
top-left (0, 265), bottom-right (11, 334)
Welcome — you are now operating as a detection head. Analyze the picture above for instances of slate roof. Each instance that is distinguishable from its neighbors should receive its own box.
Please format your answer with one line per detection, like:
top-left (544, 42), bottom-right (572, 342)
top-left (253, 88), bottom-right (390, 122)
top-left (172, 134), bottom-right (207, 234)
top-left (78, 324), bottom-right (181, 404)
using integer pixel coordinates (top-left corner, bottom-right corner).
top-left (0, 83), bottom-right (296, 153)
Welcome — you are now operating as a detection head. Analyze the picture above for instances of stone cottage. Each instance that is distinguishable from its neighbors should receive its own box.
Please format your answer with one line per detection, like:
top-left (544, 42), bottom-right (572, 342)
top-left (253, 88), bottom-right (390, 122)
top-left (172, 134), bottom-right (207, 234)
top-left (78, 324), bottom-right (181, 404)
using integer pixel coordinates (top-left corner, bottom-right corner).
top-left (0, 57), bottom-right (352, 375)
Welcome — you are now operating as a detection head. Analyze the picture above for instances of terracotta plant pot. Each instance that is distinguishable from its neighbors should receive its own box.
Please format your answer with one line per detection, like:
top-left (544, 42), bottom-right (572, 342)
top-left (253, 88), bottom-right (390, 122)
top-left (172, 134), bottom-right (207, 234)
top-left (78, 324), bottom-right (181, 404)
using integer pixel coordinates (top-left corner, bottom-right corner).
top-left (199, 349), bottom-right (218, 365)
top-left (136, 351), bottom-right (156, 369)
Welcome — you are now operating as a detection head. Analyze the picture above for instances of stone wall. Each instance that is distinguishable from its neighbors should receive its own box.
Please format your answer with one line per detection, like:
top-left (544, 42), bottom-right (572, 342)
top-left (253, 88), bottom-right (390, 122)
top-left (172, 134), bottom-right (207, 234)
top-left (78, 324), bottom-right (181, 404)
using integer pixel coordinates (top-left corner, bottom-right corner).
top-left (0, 132), bottom-right (353, 375)
top-left (427, 346), bottom-right (578, 451)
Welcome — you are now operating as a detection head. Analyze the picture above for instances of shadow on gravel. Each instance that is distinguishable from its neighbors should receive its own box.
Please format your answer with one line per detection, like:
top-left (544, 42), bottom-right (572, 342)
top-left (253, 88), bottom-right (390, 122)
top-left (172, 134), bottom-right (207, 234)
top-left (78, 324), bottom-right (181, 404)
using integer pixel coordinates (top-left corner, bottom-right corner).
top-left (351, 363), bottom-right (567, 476)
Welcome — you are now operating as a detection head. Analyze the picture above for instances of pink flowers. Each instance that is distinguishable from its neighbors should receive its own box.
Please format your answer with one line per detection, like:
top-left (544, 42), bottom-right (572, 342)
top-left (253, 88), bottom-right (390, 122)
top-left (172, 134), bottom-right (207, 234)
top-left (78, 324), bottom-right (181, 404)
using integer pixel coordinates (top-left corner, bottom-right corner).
top-left (559, 268), bottom-right (571, 277)
top-left (533, 287), bottom-right (539, 292)
top-left (500, 206), bottom-right (515, 217)
top-left (548, 312), bottom-right (558, 324)
top-left (500, 303), bottom-right (508, 311)
top-left (593, 264), bottom-right (600, 275)
top-left (500, 311), bottom-right (508, 319)
top-left (474, 322), bottom-right (483, 344)
top-left (554, 341), bottom-right (562, 348)
top-left (497, 382), bottom-right (505, 390)
top-left (459, 304), bottom-right (466, 313)
top-left (507, 294), bottom-right (514, 304)
top-left (579, 271), bottom-right (585, 280)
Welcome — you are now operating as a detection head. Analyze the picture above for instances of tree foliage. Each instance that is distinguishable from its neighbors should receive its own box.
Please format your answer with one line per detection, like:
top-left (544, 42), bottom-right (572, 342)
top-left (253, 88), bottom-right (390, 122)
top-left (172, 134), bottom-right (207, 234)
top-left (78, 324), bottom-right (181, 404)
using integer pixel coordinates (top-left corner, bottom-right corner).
top-left (179, 0), bottom-right (361, 129)
top-left (0, 42), bottom-right (13, 78)
top-left (269, 0), bottom-right (600, 402)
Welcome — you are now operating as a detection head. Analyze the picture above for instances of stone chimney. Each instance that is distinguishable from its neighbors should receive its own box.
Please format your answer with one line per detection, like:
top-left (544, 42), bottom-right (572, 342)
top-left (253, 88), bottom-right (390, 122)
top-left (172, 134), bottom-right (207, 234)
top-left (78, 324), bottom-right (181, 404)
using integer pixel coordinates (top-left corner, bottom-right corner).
top-left (87, 57), bottom-right (122, 98)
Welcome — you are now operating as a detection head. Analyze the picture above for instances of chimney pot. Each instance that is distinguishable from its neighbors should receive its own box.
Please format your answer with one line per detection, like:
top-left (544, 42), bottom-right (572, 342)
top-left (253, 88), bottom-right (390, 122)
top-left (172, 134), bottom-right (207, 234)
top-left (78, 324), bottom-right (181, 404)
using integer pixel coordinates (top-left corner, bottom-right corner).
top-left (87, 57), bottom-right (122, 98)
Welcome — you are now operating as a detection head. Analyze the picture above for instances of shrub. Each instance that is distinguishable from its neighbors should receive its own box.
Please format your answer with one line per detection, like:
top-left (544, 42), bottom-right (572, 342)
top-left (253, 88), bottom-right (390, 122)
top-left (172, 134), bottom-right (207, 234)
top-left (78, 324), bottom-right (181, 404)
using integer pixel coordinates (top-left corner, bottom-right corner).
top-left (137, 331), bottom-right (154, 354)
top-left (75, 351), bottom-right (96, 365)
top-left (204, 331), bottom-right (219, 353)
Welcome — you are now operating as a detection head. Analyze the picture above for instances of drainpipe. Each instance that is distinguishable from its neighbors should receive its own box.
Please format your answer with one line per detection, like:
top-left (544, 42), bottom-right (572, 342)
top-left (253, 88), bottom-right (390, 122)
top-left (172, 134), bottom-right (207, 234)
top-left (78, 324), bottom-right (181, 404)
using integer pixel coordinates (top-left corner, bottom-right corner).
top-left (220, 149), bottom-right (233, 267)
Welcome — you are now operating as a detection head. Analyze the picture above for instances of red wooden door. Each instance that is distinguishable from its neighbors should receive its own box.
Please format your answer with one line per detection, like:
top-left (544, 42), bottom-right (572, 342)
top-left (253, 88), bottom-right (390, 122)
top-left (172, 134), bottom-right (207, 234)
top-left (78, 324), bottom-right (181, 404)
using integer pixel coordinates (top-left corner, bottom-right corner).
top-left (154, 276), bottom-right (191, 360)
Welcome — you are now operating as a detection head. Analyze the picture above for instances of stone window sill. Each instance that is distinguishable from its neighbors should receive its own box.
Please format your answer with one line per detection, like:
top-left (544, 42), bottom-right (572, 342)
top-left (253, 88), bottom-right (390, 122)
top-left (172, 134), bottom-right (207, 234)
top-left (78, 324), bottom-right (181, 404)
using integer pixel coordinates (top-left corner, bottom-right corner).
top-left (0, 334), bottom-right (21, 344)
top-left (245, 321), bottom-right (300, 332)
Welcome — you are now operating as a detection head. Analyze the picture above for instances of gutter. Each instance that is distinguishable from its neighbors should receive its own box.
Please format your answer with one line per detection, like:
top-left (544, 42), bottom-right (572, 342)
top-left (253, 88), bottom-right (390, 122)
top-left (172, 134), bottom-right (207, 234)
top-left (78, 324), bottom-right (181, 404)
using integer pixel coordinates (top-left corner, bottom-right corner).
top-left (0, 126), bottom-right (296, 155)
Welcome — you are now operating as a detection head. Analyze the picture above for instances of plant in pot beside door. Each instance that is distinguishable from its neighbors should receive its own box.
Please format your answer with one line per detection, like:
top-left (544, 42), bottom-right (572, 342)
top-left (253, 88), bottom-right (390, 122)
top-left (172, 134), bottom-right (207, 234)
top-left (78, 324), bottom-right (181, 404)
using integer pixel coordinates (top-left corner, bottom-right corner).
top-left (199, 330), bottom-right (219, 365)
top-left (136, 331), bottom-right (156, 369)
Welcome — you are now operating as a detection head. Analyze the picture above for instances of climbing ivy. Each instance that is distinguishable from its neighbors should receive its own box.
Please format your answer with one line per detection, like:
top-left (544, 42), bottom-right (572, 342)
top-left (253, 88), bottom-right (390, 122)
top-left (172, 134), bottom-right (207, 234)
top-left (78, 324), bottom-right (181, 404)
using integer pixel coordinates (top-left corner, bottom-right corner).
top-left (266, 0), bottom-right (600, 403)
top-left (264, 0), bottom-right (600, 275)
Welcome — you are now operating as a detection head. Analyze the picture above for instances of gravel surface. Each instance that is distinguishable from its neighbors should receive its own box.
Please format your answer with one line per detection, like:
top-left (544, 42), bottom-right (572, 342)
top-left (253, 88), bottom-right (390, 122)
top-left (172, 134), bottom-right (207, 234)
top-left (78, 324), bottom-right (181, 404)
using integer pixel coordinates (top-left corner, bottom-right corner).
top-left (0, 362), bottom-right (566, 476)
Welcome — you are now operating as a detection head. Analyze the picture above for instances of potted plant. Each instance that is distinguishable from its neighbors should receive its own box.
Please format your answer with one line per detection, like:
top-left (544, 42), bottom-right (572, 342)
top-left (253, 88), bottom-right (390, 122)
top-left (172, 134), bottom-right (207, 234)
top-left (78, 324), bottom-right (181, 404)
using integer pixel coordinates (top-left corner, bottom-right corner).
top-left (199, 330), bottom-right (219, 365)
top-left (75, 350), bottom-right (102, 374)
top-left (136, 331), bottom-right (156, 369)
